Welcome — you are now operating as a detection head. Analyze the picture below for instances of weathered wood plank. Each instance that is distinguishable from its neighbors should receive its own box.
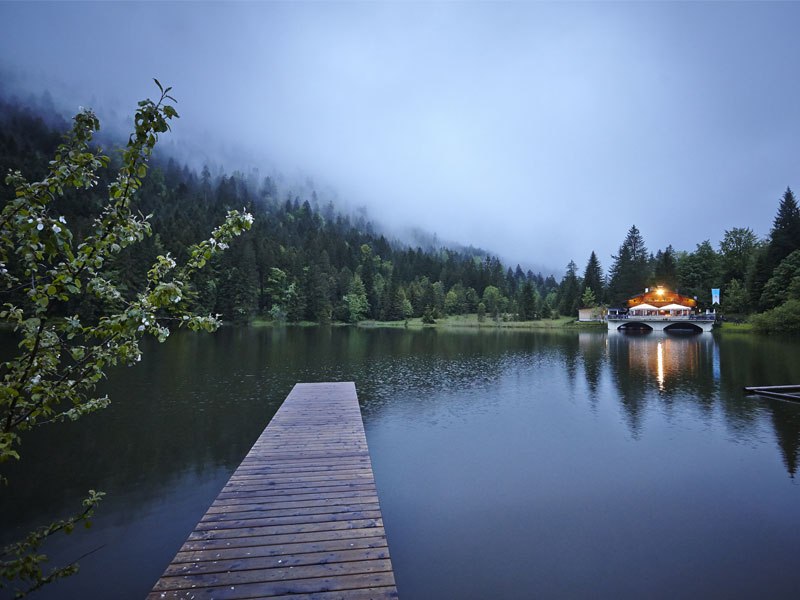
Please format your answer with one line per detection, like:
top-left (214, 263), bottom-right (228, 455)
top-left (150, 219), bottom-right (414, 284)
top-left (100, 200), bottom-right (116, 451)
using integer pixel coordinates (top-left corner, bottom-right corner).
top-left (212, 494), bottom-right (378, 509)
top-left (219, 484), bottom-right (377, 497)
top-left (193, 509), bottom-right (384, 531)
top-left (153, 560), bottom-right (392, 596)
top-left (187, 518), bottom-right (384, 541)
top-left (148, 573), bottom-right (398, 599)
top-left (214, 488), bottom-right (377, 504)
top-left (227, 470), bottom-right (376, 483)
top-left (174, 535), bottom-right (388, 563)
top-left (216, 485), bottom-right (377, 501)
top-left (235, 461), bottom-right (372, 472)
top-left (744, 384), bottom-right (800, 391)
top-left (180, 527), bottom-right (389, 552)
top-left (199, 503), bottom-right (382, 523)
top-left (206, 496), bottom-right (382, 513)
top-left (163, 547), bottom-right (392, 576)
top-left (257, 588), bottom-right (398, 600)
top-left (745, 384), bottom-right (800, 402)
top-left (150, 382), bottom-right (398, 598)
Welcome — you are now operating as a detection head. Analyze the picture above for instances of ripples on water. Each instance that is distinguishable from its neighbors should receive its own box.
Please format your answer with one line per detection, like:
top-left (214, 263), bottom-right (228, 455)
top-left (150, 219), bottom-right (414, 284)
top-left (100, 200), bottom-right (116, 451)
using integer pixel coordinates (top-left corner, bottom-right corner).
top-left (1, 327), bottom-right (799, 599)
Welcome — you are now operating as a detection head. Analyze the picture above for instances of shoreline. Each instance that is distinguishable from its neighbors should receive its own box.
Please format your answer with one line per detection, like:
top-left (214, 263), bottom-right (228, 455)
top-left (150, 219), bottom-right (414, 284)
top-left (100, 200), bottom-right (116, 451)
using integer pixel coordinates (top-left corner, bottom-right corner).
top-left (248, 316), bottom-right (760, 334)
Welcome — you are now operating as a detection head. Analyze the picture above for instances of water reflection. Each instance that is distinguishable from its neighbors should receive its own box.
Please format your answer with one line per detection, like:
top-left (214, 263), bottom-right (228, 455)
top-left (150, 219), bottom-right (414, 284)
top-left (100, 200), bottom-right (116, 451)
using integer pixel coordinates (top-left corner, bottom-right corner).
top-left (1, 327), bottom-right (799, 599)
top-left (607, 332), bottom-right (715, 392)
top-left (711, 333), bottom-right (800, 478)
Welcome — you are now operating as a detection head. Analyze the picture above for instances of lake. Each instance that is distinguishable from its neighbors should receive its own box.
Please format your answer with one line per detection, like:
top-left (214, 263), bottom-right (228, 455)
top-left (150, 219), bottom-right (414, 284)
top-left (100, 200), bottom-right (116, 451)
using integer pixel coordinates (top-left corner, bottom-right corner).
top-left (2, 327), bottom-right (800, 599)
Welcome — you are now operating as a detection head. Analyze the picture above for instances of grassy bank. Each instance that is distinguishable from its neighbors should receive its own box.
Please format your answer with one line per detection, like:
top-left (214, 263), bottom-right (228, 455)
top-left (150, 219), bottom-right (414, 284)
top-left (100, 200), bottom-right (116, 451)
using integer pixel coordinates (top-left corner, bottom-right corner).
top-left (247, 315), bottom-right (771, 334)
top-left (356, 314), bottom-right (606, 330)
top-left (717, 321), bottom-right (754, 333)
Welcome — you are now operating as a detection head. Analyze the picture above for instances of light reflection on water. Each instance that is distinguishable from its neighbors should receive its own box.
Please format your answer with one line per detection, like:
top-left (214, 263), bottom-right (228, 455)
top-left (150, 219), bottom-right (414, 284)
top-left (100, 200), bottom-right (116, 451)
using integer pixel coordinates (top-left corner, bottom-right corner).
top-left (1, 327), bottom-right (799, 599)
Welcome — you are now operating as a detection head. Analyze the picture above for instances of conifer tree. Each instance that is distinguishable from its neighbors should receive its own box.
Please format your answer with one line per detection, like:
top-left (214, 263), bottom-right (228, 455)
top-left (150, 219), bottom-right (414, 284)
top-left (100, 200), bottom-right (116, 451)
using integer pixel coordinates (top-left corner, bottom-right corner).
top-left (607, 225), bottom-right (650, 305)
top-left (358, 245), bottom-right (379, 319)
top-left (760, 250), bottom-right (800, 310)
top-left (747, 245), bottom-right (773, 310)
top-left (517, 280), bottom-right (537, 320)
top-left (581, 251), bottom-right (604, 303)
top-left (750, 188), bottom-right (800, 307)
top-left (580, 287), bottom-right (597, 309)
top-left (767, 187), bottom-right (800, 271)
top-left (558, 260), bottom-right (581, 316)
top-left (653, 245), bottom-right (678, 289)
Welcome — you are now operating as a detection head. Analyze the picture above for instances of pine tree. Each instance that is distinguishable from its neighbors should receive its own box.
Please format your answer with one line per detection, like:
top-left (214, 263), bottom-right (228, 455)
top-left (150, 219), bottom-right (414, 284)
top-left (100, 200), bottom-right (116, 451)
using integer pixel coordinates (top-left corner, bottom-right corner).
top-left (558, 260), bottom-right (581, 316)
top-left (767, 187), bottom-right (800, 272)
top-left (760, 250), bottom-right (800, 309)
top-left (580, 287), bottom-right (597, 308)
top-left (305, 262), bottom-right (332, 322)
top-left (215, 240), bottom-right (259, 322)
top-left (747, 245), bottom-right (773, 310)
top-left (358, 244), bottom-right (380, 319)
top-left (517, 280), bottom-right (537, 320)
top-left (653, 245), bottom-right (678, 289)
top-left (379, 277), bottom-right (397, 321)
top-left (742, 190), bottom-right (800, 310)
top-left (581, 251), bottom-right (604, 303)
top-left (607, 244), bottom-right (632, 305)
top-left (607, 225), bottom-right (650, 305)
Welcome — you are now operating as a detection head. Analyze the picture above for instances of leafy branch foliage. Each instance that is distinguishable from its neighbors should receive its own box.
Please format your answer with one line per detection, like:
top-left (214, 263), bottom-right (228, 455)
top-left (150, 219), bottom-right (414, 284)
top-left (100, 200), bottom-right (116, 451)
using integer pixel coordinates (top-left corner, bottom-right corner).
top-left (0, 83), bottom-right (252, 597)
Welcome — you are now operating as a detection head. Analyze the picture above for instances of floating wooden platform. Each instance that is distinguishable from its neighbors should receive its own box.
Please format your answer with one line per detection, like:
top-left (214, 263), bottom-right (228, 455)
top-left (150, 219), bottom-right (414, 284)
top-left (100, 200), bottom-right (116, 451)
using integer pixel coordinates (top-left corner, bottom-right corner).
top-left (745, 384), bottom-right (800, 402)
top-left (149, 382), bottom-right (398, 599)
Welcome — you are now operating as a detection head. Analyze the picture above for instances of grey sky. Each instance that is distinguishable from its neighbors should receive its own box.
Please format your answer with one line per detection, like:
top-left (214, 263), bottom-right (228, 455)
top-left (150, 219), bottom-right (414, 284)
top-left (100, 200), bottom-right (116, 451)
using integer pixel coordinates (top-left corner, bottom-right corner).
top-left (1, 1), bottom-right (798, 273)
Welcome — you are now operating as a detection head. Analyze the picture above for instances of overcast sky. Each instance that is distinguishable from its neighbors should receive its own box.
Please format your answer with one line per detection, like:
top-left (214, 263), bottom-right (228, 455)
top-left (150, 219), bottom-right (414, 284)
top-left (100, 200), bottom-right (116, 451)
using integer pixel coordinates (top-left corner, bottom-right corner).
top-left (1, 1), bottom-right (798, 274)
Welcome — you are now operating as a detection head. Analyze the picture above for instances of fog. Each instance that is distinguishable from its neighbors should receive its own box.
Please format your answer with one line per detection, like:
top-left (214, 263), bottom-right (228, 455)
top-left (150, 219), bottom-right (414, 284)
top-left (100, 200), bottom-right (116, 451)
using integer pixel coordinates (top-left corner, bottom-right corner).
top-left (2, 1), bottom-right (799, 273)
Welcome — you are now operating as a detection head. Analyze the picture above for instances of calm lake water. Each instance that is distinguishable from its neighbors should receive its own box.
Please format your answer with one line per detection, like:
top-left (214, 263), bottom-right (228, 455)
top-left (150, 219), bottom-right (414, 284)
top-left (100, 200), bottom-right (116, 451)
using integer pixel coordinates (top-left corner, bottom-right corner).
top-left (2, 327), bottom-right (800, 599)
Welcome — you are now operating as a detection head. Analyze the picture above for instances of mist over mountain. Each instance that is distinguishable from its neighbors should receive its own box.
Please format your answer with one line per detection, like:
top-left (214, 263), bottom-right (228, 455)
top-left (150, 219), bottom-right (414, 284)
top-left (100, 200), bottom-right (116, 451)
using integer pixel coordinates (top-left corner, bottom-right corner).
top-left (2, 92), bottom-right (572, 325)
top-left (2, 1), bottom-right (798, 276)
top-left (0, 72), bottom-right (552, 277)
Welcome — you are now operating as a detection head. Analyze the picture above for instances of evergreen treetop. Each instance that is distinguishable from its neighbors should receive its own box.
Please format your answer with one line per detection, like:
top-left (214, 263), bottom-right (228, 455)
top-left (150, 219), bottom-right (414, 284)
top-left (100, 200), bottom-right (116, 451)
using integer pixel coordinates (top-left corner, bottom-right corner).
top-left (581, 251), bottom-right (604, 302)
top-left (768, 187), bottom-right (800, 270)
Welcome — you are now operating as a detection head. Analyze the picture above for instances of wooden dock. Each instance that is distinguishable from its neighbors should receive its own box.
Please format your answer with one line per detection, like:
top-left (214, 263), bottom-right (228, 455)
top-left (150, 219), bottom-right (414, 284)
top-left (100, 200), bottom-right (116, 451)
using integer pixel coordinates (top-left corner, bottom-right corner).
top-left (745, 384), bottom-right (800, 402)
top-left (149, 382), bottom-right (398, 599)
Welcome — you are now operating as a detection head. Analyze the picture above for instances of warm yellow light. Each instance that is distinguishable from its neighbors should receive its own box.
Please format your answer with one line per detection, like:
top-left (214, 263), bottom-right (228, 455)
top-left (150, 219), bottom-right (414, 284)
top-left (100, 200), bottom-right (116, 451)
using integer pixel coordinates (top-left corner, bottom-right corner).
top-left (656, 287), bottom-right (665, 296)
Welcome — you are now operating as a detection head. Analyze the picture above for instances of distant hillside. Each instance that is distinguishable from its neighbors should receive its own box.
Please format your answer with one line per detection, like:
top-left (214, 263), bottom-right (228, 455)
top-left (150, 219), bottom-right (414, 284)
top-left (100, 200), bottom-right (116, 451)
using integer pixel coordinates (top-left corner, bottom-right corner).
top-left (0, 97), bottom-right (560, 323)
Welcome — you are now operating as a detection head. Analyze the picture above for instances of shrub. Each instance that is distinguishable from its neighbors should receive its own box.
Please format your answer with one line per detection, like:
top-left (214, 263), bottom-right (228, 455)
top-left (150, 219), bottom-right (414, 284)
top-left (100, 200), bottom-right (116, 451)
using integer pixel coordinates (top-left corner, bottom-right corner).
top-left (751, 299), bottom-right (800, 334)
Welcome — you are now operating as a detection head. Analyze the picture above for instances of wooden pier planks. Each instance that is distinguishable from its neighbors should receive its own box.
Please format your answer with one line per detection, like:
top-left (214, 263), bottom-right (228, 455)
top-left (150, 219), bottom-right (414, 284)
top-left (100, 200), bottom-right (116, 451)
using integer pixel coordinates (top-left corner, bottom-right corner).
top-left (745, 384), bottom-right (800, 402)
top-left (149, 382), bottom-right (398, 599)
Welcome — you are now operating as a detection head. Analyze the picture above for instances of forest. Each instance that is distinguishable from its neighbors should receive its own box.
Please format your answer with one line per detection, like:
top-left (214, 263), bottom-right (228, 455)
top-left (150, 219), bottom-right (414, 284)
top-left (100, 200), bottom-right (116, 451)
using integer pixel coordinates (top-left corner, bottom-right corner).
top-left (2, 95), bottom-right (799, 332)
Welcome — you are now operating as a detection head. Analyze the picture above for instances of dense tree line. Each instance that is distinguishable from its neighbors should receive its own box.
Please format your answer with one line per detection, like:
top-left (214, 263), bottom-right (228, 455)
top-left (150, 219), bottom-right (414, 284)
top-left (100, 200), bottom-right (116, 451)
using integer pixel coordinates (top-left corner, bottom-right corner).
top-left (575, 189), bottom-right (800, 331)
top-left (2, 97), bottom-right (799, 327)
top-left (0, 98), bottom-right (561, 323)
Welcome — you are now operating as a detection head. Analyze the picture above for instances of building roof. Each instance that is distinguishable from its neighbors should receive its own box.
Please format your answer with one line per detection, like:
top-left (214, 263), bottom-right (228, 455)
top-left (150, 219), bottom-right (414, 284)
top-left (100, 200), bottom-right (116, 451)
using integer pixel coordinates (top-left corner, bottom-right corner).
top-left (661, 303), bottom-right (691, 310)
top-left (626, 287), bottom-right (696, 309)
top-left (630, 303), bottom-right (658, 311)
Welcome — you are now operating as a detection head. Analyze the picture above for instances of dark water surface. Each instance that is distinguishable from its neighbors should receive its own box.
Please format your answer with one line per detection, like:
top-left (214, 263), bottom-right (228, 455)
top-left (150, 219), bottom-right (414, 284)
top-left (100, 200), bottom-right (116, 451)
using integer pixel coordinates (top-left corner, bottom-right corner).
top-left (2, 327), bottom-right (800, 599)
